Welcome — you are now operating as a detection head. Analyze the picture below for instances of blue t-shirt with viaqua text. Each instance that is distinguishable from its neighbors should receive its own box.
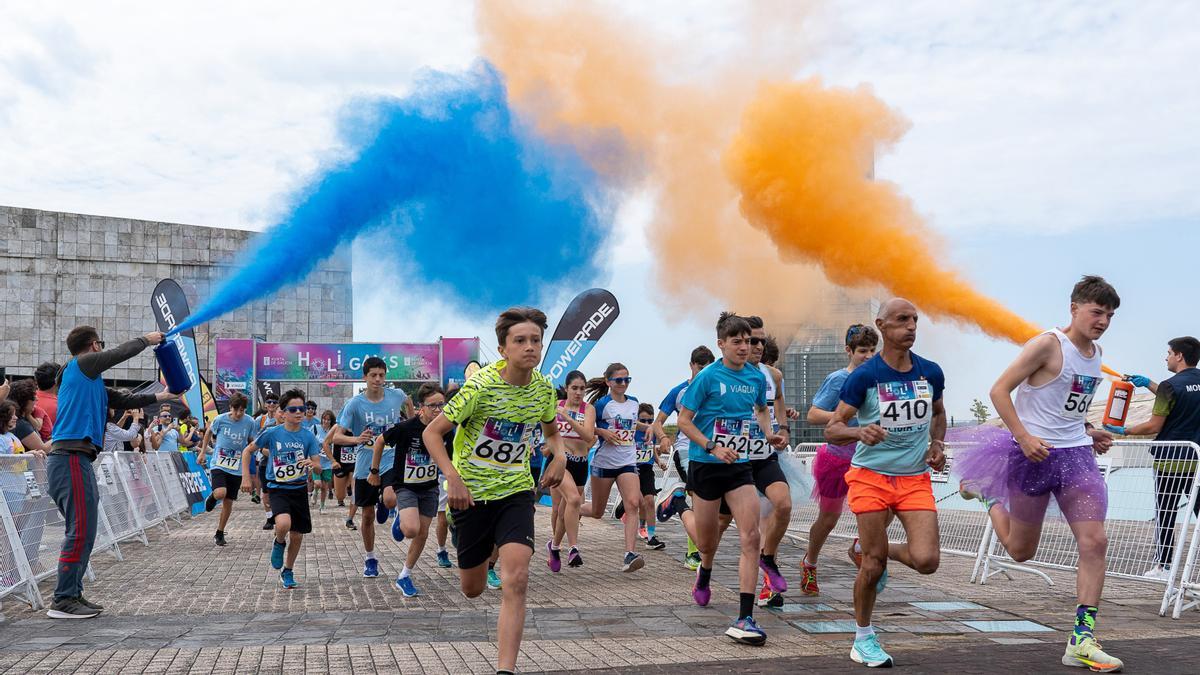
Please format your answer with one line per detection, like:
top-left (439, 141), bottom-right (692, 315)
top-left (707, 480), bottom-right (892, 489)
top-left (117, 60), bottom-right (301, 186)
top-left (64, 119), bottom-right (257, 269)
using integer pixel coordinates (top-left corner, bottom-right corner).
top-left (839, 352), bottom-right (945, 477)
top-left (256, 425), bottom-right (323, 490)
top-left (680, 359), bottom-right (768, 465)
top-left (208, 413), bottom-right (257, 475)
top-left (338, 388), bottom-right (409, 480)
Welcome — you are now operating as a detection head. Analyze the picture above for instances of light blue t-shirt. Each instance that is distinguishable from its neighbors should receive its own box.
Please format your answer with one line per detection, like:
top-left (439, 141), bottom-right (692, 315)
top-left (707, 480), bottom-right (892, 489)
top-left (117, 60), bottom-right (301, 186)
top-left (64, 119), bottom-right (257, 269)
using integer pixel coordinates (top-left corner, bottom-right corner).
top-left (338, 388), bottom-right (409, 479)
top-left (839, 353), bottom-right (945, 476)
top-left (155, 427), bottom-right (180, 453)
top-left (207, 413), bottom-right (257, 475)
top-left (681, 359), bottom-right (768, 465)
top-left (311, 424), bottom-right (332, 469)
top-left (812, 368), bottom-right (858, 427)
top-left (256, 425), bottom-right (322, 490)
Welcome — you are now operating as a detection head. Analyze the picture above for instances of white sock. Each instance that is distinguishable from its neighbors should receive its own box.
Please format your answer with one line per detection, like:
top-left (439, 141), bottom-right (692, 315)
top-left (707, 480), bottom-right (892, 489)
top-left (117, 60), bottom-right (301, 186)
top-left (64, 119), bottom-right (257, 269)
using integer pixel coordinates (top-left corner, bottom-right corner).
top-left (265, 511), bottom-right (273, 518)
top-left (855, 625), bottom-right (875, 640)
top-left (365, 550), bottom-right (376, 561)
top-left (853, 540), bottom-right (862, 555)
top-left (437, 547), bottom-right (446, 554)
top-left (398, 565), bottom-right (411, 579)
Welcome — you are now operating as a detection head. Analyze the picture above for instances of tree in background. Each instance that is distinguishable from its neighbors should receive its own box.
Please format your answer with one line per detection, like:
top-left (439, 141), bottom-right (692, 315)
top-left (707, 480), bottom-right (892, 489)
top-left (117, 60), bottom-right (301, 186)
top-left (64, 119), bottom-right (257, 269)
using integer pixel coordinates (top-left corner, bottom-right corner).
top-left (970, 398), bottom-right (991, 425)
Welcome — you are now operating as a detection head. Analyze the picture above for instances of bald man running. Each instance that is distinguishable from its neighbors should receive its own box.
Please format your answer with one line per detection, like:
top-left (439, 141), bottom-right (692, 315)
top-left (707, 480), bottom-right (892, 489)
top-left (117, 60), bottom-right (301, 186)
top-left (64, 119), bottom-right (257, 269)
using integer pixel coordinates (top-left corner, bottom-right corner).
top-left (826, 298), bottom-right (946, 669)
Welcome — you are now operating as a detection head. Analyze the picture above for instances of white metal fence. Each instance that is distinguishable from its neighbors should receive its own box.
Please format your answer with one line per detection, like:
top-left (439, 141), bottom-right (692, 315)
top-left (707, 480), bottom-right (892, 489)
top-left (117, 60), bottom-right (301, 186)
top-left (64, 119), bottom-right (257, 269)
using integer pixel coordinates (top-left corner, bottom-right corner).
top-left (0, 451), bottom-right (199, 615)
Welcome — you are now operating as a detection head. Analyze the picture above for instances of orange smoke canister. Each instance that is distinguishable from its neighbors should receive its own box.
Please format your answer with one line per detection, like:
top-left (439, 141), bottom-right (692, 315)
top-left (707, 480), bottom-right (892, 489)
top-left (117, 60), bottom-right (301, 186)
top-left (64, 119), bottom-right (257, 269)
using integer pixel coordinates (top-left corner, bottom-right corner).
top-left (1103, 380), bottom-right (1135, 427)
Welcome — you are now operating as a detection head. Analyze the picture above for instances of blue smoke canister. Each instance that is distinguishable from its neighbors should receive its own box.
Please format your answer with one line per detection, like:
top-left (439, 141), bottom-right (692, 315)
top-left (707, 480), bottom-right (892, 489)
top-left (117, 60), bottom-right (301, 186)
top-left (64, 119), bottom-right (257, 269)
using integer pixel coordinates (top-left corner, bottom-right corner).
top-left (155, 340), bottom-right (193, 394)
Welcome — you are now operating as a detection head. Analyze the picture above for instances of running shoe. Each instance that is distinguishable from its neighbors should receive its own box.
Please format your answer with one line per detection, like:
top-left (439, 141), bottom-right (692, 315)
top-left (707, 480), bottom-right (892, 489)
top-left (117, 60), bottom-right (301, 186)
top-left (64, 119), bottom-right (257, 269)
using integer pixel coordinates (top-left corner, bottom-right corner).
top-left (567, 547), bottom-right (584, 568)
top-left (338, 500), bottom-right (346, 507)
top-left (646, 536), bottom-right (666, 550)
top-left (487, 568), bottom-right (502, 590)
top-left (656, 489), bottom-right (680, 522)
top-left (684, 552), bottom-right (701, 571)
top-left (436, 550), bottom-right (452, 568)
top-left (622, 552), bottom-right (645, 573)
top-left (692, 572), bottom-right (711, 607)
top-left (799, 561), bottom-right (820, 596)
top-left (262, 516), bottom-right (275, 531)
top-left (391, 516), bottom-right (405, 543)
top-left (958, 481), bottom-right (998, 509)
top-left (725, 616), bottom-right (767, 646)
top-left (638, 524), bottom-right (649, 540)
top-left (375, 505), bottom-right (390, 525)
top-left (757, 573), bottom-right (783, 608)
top-left (45, 597), bottom-right (100, 620)
top-left (848, 538), bottom-right (887, 593)
top-left (363, 558), bottom-right (379, 578)
top-left (345, 518), bottom-right (357, 531)
top-left (395, 575), bottom-right (419, 597)
top-left (251, 493), bottom-right (261, 504)
top-left (77, 596), bottom-right (104, 611)
top-left (546, 540), bottom-right (562, 573)
top-left (214, 531), bottom-right (227, 547)
top-left (270, 540), bottom-right (285, 570)
top-left (319, 504), bottom-right (326, 515)
top-left (850, 633), bottom-right (893, 668)
top-left (1062, 635), bottom-right (1123, 672)
top-left (1141, 565), bottom-right (1170, 581)
top-left (280, 569), bottom-right (297, 589)
top-left (759, 555), bottom-right (788, 593)
top-left (205, 495), bottom-right (217, 512)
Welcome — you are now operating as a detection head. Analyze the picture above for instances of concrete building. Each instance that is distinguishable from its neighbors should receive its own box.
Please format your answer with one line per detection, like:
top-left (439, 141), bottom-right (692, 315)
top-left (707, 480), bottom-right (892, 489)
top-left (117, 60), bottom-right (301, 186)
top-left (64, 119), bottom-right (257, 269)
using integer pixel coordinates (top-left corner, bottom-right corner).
top-left (0, 205), bottom-right (353, 412)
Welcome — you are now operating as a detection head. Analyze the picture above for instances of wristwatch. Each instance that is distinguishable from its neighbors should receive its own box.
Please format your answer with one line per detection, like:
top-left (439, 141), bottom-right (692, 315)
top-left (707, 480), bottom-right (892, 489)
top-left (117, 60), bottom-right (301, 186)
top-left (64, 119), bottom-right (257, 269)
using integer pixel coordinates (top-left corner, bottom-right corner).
top-left (705, 439), bottom-right (716, 453)
top-left (369, 467), bottom-right (380, 475)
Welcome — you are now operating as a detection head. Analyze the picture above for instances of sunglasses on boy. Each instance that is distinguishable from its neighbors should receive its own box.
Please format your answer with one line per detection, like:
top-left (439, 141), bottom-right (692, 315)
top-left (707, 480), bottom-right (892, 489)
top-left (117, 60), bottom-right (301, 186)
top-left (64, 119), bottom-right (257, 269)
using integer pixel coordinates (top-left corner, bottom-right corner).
top-left (283, 405), bottom-right (306, 413)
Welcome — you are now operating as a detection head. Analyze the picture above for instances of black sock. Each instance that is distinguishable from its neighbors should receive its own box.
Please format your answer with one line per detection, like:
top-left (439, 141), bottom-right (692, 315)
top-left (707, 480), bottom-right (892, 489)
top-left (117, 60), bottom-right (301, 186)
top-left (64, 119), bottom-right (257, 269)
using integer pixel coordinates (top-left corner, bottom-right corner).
top-left (215, 529), bottom-right (222, 535)
top-left (760, 553), bottom-right (776, 569)
top-left (497, 670), bottom-right (515, 675)
top-left (697, 566), bottom-right (712, 588)
top-left (488, 561), bottom-right (496, 571)
top-left (739, 592), bottom-right (755, 620)
top-left (283, 567), bottom-right (292, 573)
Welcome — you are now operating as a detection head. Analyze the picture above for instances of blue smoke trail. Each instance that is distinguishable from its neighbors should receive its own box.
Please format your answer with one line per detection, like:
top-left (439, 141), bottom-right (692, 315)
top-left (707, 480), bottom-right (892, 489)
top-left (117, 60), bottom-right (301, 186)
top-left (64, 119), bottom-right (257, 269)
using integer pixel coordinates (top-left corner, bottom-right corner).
top-left (173, 61), bottom-right (621, 335)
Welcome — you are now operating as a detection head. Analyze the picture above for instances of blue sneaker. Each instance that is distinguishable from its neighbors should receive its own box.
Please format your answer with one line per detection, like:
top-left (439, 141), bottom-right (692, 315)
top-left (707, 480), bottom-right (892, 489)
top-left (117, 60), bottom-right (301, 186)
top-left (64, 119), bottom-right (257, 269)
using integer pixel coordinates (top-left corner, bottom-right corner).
top-left (724, 616), bottom-right (767, 646)
top-left (270, 540), bottom-right (285, 570)
top-left (363, 558), bottom-right (379, 578)
top-left (394, 574), bottom-right (419, 597)
top-left (486, 568), bottom-right (502, 590)
top-left (391, 516), bottom-right (405, 543)
top-left (280, 569), bottom-right (297, 589)
top-left (850, 633), bottom-right (893, 668)
top-left (436, 550), bottom-right (452, 568)
top-left (375, 505), bottom-right (390, 525)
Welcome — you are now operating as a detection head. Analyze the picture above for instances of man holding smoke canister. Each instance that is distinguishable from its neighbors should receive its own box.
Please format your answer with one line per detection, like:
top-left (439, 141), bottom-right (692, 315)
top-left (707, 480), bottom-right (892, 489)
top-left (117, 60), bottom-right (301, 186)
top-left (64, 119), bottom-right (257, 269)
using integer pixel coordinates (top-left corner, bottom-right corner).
top-left (1105, 336), bottom-right (1200, 580)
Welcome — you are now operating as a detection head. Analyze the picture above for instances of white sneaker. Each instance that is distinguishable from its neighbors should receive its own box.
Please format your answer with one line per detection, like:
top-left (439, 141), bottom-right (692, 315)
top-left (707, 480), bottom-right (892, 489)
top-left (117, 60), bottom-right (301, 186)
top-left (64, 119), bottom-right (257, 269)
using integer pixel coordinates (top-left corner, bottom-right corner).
top-left (1141, 565), bottom-right (1170, 580)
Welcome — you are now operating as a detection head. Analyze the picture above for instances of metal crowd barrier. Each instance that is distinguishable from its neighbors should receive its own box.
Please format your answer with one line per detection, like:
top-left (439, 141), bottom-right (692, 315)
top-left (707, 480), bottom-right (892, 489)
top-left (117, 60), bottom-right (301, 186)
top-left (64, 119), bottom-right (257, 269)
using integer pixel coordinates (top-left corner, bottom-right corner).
top-left (0, 451), bottom-right (200, 615)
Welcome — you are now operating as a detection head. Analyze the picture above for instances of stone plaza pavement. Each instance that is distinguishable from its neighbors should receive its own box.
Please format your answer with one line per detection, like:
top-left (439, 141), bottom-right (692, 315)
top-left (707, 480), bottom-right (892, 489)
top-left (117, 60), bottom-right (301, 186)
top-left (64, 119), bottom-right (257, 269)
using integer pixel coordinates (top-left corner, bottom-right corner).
top-left (3, 497), bottom-right (1200, 673)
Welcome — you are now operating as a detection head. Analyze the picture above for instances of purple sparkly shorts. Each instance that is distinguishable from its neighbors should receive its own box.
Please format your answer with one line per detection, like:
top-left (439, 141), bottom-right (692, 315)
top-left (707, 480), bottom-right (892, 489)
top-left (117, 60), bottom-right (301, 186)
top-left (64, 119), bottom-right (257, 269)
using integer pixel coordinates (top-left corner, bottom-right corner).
top-left (954, 426), bottom-right (1107, 523)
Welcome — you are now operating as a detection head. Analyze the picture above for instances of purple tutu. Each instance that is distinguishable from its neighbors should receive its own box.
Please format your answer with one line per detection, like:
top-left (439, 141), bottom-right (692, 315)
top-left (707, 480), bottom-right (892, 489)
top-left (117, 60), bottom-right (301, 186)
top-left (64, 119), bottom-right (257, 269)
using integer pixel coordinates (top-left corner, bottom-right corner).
top-left (811, 443), bottom-right (855, 513)
top-left (954, 426), bottom-right (1107, 523)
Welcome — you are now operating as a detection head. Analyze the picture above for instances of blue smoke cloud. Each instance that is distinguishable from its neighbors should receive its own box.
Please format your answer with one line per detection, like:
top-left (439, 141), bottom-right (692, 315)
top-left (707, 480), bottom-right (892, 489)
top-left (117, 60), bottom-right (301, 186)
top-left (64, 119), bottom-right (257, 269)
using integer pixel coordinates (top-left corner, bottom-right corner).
top-left (174, 61), bottom-right (620, 335)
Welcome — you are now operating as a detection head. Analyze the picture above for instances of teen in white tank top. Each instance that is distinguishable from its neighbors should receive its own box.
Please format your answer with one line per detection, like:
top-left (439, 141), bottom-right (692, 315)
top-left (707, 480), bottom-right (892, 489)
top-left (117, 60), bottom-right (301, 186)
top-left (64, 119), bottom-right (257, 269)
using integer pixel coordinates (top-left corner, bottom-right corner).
top-left (1013, 329), bottom-right (1102, 448)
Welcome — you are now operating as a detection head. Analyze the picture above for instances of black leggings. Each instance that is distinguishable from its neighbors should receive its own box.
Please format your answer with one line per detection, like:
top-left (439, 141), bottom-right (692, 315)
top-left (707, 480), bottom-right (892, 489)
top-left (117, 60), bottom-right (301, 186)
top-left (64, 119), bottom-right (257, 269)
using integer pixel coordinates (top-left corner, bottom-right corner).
top-left (1154, 470), bottom-right (1200, 566)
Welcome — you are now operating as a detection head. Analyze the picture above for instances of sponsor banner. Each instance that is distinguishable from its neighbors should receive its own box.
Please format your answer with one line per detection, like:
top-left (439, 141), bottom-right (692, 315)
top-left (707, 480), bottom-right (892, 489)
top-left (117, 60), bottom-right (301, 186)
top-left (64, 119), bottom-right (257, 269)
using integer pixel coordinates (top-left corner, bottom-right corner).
top-left (541, 288), bottom-right (620, 387)
top-left (215, 338), bottom-right (254, 400)
top-left (441, 337), bottom-right (481, 388)
top-left (256, 380), bottom-right (283, 403)
top-left (171, 451), bottom-right (212, 515)
top-left (151, 279), bottom-right (205, 425)
top-left (256, 342), bottom-right (440, 381)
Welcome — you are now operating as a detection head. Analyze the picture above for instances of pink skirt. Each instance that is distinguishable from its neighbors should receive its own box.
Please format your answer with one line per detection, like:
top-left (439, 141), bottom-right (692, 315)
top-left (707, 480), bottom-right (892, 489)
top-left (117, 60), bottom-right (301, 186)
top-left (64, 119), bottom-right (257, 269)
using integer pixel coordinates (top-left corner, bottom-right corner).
top-left (811, 443), bottom-right (854, 513)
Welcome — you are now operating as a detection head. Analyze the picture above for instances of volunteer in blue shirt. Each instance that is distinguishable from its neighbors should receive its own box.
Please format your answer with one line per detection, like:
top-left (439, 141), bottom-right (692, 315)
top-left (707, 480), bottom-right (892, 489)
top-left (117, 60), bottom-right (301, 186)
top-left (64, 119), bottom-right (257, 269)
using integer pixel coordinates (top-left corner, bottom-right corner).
top-left (198, 392), bottom-right (256, 546)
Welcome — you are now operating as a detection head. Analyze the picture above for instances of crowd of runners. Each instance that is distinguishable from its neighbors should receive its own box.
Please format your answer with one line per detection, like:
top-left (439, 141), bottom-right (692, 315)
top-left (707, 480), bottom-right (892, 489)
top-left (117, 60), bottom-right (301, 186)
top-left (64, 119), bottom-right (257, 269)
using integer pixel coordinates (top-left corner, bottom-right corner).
top-left (148, 275), bottom-right (1134, 673)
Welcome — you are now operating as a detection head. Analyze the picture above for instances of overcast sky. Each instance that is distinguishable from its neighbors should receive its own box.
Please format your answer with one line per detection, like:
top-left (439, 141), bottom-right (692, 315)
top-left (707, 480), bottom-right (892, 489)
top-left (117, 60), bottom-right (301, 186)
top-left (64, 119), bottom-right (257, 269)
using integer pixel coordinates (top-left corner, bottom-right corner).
top-left (2, 1), bottom-right (1197, 419)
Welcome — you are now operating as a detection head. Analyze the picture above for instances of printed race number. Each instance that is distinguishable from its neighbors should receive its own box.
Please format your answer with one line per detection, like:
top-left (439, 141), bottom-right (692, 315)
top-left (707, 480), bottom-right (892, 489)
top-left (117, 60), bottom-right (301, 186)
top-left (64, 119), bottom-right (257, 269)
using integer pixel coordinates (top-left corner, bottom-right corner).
top-left (1060, 374), bottom-right (1099, 420)
top-left (610, 417), bottom-right (634, 446)
top-left (340, 446), bottom-right (357, 463)
top-left (636, 440), bottom-right (655, 464)
top-left (215, 447), bottom-right (241, 471)
top-left (469, 418), bottom-right (530, 472)
top-left (878, 380), bottom-right (933, 431)
top-left (271, 446), bottom-right (306, 482)
top-left (712, 418), bottom-right (766, 460)
top-left (404, 451), bottom-right (437, 485)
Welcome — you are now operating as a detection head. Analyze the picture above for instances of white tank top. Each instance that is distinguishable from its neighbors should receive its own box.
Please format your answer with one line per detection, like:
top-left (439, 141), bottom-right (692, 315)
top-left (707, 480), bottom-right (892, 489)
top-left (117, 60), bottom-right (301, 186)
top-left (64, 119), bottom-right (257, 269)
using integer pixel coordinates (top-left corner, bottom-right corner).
top-left (758, 362), bottom-right (777, 423)
top-left (1014, 329), bottom-right (1102, 448)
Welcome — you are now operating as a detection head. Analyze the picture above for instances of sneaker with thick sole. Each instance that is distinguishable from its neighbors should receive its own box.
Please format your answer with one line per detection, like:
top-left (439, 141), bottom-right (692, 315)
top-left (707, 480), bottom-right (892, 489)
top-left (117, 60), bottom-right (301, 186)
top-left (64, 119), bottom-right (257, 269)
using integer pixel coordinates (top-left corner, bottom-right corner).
top-left (214, 531), bottom-right (227, 547)
top-left (281, 569), bottom-right (297, 589)
top-left (567, 547), bottom-right (584, 568)
top-left (77, 596), bottom-right (104, 611)
top-left (656, 488), bottom-right (680, 522)
top-left (614, 502), bottom-right (626, 521)
top-left (799, 561), bottom-right (820, 596)
top-left (487, 568), bottom-right (502, 590)
top-left (759, 555), bottom-right (788, 593)
top-left (622, 552), bottom-right (645, 573)
top-left (46, 597), bottom-right (100, 619)
top-left (546, 540), bottom-right (562, 573)
top-left (646, 536), bottom-right (666, 550)
top-left (395, 575), bottom-right (419, 597)
top-left (345, 518), bottom-right (357, 531)
top-left (391, 516), bottom-right (405, 543)
top-left (693, 574), bottom-right (711, 607)
top-left (437, 550), bottom-right (453, 568)
top-left (725, 616), bottom-right (767, 646)
top-left (1062, 635), bottom-right (1123, 672)
top-left (756, 572), bottom-right (775, 607)
top-left (638, 524), bottom-right (649, 540)
top-left (684, 552), bottom-right (702, 571)
top-left (850, 633), bottom-right (893, 668)
top-left (270, 540), bottom-right (286, 570)
top-left (363, 558), bottom-right (379, 578)
top-left (1141, 565), bottom-right (1170, 581)
top-left (262, 517), bottom-right (275, 531)
top-left (848, 538), bottom-right (888, 593)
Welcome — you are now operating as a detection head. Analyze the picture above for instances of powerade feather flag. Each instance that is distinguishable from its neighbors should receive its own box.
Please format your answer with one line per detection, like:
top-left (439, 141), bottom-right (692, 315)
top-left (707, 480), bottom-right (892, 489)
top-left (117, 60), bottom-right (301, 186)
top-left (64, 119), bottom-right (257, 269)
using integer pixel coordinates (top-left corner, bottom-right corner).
top-left (541, 288), bottom-right (620, 387)
top-left (151, 279), bottom-right (205, 427)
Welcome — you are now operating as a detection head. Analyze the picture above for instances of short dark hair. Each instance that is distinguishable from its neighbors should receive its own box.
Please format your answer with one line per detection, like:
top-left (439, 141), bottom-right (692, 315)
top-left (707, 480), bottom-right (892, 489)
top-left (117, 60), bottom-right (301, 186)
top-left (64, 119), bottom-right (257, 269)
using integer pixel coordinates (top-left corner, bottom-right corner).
top-left (763, 336), bottom-right (780, 366)
top-left (9, 379), bottom-right (38, 412)
top-left (690, 345), bottom-right (715, 367)
top-left (716, 312), bottom-right (752, 340)
top-left (846, 323), bottom-right (879, 350)
top-left (305, 400), bottom-right (318, 409)
top-left (1169, 336), bottom-right (1200, 367)
top-left (66, 326), bottom-right (100, 356)
top-left (416, 382), bottom-right (445, 405)
top-left (495, 306), bottom-right (548, 346)
top-left (745, 315), bottom-right (764, 330)
top-left (1071, 275), bottom-right (1120, 310)
top-left (362, 356), bottom-right (387, 376)
top-left (637, 402), bottom-right (654, 418)
top-left (279, 388), bottom-right (306, 409)
top-left (228, 392), bottom-right (249, 410)
top-left (34, 362), bottom-right (60, 391)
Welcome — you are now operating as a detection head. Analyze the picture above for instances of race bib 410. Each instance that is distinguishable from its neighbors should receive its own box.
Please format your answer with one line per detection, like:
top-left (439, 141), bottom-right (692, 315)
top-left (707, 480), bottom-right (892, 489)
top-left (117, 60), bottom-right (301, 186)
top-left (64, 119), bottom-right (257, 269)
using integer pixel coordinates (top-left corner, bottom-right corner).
top-left (878, 380), bottom-right (933, 432)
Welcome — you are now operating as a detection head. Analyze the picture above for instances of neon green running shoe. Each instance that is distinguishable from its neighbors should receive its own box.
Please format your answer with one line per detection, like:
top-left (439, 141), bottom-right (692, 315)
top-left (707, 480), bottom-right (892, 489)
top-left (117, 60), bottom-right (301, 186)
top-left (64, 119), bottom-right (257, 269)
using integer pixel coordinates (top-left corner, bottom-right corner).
top-left (1062, 635), bottom-right (1123, 672)
top-left (684, 552), bottom-right (701, 571)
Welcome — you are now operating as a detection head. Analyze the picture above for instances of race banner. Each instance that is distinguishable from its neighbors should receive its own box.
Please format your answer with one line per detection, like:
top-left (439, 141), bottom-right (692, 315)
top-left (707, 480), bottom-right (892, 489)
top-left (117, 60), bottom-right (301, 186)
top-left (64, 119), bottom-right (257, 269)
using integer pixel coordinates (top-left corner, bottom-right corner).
top-left (214, 338), bottom-right (254, 400)
top-left (441, 337), bottom-right (481, 388)
top-left (541, 288), bottom-right (620, 387)
top-left (256, 342), bottom-right (440, 381)
top-left (151, 279), bottom-right (205, 426)
top-left (172, 451), bottom-right (211, 515)
top-left (256, 379), bottom-right (283, 403)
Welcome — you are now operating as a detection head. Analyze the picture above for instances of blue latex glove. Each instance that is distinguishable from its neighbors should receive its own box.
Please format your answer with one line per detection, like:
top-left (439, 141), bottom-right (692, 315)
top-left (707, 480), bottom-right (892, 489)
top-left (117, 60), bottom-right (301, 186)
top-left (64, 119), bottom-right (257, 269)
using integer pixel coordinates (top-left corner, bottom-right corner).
top-left (1127, 375), bottom-right (1151, 388)
top-left (1103, 424), bottom-right (1127, 436)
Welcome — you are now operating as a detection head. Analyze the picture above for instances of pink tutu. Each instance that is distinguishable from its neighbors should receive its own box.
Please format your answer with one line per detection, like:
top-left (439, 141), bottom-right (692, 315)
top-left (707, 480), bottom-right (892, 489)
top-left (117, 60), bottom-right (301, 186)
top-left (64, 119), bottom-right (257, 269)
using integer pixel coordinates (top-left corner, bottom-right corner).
top-left (811, 443), bottom-right (854, 513)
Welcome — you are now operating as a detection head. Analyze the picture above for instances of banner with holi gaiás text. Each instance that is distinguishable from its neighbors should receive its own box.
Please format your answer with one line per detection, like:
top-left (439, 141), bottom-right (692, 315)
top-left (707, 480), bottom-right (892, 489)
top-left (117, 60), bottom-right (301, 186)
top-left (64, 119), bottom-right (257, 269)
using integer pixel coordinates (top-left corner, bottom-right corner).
top-left (256, 343), bottom-right (441, 382)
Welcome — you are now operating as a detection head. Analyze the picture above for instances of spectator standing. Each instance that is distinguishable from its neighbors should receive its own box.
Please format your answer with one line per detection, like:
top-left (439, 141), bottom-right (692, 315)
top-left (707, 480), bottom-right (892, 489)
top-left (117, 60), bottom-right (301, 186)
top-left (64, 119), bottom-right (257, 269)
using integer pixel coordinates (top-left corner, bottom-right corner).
top-left (8, 380), bottom-right (49, 453)
top-left (104, 407), bottom-right (144, 454)
top-left (34, 361), bottom-right (61, 441)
